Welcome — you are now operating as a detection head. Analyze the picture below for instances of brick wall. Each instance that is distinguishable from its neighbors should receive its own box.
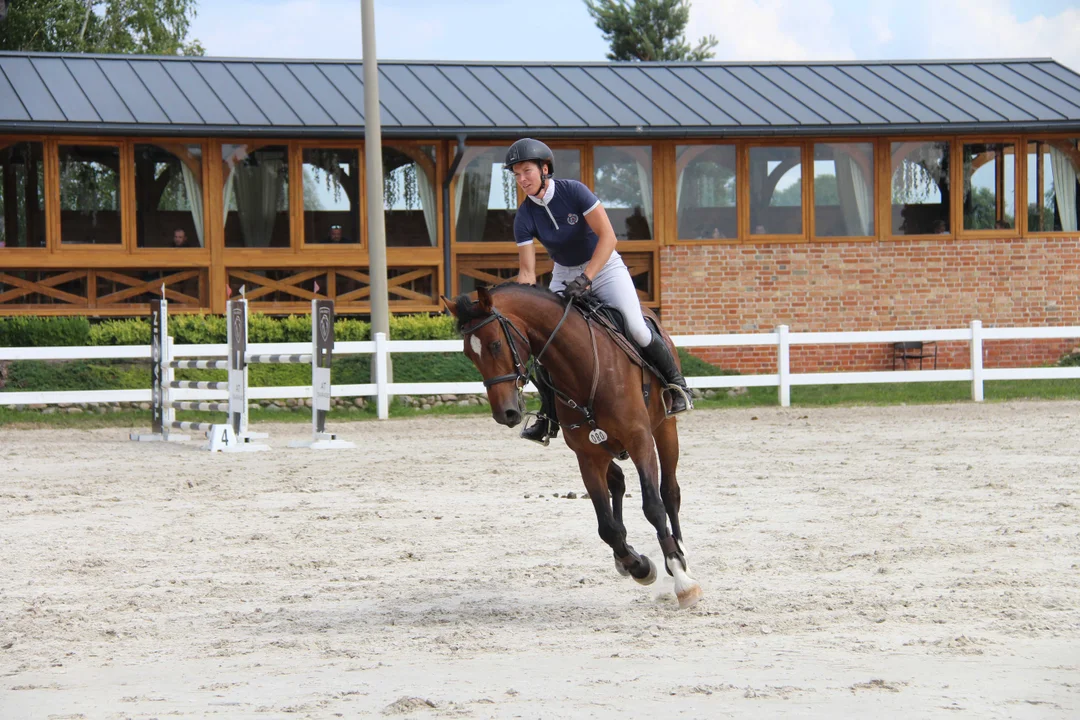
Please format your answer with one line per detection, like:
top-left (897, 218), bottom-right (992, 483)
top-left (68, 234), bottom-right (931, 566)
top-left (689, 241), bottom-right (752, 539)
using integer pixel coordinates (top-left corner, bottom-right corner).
top-left (659, 237), bottom-right (1080, 374)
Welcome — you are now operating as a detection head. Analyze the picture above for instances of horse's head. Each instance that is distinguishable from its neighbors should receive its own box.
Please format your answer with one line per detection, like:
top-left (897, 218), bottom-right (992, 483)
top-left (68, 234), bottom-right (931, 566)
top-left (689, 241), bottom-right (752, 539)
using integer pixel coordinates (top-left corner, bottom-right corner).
top-left (442, 287), bottom-right (530, 428)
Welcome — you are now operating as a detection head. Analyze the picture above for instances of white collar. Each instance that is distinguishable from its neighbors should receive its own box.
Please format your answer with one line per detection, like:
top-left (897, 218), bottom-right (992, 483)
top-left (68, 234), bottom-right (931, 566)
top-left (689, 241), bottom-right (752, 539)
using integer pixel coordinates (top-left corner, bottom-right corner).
top-left (527, 178), bottom-right (555, 206)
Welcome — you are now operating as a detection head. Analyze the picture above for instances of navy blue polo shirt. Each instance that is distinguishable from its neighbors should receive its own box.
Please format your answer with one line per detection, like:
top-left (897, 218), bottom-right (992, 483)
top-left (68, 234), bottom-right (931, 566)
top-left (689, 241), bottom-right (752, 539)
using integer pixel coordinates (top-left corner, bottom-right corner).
top-left (513, 178), bottom-right (601, 266)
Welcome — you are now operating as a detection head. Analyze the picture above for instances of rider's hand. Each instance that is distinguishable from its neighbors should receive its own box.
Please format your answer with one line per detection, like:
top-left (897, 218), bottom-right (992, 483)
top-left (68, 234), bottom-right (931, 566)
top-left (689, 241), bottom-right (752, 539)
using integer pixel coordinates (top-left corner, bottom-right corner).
top-left (563, 272), bottom-right (592, 300)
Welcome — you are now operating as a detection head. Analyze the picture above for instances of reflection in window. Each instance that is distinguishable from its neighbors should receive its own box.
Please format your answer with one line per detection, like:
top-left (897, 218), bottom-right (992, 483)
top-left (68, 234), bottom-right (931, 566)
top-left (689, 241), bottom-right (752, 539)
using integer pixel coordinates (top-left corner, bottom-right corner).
top-left (1027, 139), bottom-right (1079, 233)
top-left (223, 144), bottom-right (290, 248)
top-left (676, 144), bottom-right (736, 239)
top-left (963, 143), bottom-right (1015, 231)
top-left (814, 143), bottom-right (874, 237)
top-left (0, 141), bottom-right (45, 249)
top-left (552, 148), bottom-right (581, 182)
top-left (59, 145), bottom-right (121, 245)
top-left (454, 146), bottom-right (514, 243)
top-left (303, 148), bottom-right (359, 245)
top-left (749, 146), bottom-right (802, 235)
top-left (594, 146), bottom-right (652, 240)
top-left (134, 144), bottom-right (205, 248)
top-left (384, 145), bottom-right (437, 247)
top-left (891, 141), bottom-right (951, 235)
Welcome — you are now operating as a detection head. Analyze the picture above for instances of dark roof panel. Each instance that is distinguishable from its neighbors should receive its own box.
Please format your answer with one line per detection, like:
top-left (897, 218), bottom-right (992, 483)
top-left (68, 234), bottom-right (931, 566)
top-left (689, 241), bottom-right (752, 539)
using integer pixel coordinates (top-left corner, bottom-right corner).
top-left (0, 57), bottom-right (65, 121)
top-left (31, 58), bottom-right (99, 122)
top-left (97, 59), bottom-right (169, 123)
top-left (0, 52), bottom-right (1078, 137)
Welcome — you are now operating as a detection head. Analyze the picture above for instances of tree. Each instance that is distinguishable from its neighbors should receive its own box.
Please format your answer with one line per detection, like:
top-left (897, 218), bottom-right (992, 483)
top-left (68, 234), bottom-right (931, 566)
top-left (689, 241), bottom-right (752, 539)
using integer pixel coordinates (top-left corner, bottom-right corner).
top-left (0, 0), bottom-right (203, 56)
top-left (585, 0), bottom-right (717, 62)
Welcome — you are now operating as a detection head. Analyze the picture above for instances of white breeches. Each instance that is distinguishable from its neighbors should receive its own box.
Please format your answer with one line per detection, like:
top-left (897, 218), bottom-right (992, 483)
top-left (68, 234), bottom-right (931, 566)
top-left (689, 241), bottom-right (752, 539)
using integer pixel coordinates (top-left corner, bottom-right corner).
top-left (549, 251), bottom-right (653, 347)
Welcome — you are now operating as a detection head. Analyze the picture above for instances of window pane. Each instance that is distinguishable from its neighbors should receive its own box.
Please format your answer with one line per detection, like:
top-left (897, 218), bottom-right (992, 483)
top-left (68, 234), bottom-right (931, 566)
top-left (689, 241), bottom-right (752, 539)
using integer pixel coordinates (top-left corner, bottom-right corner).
top-left (553, 148), bottom-right (581, 182)
top-left (891, 141), bottom-right (951, 235)
top-left (962, 143), bottom-right (1015, 231)
top-left (223, 144), bottom-right (290, 248)
top-left (0, 141), bottom-right (46, 249)
top-left (814, 142), bottom-right (874, 237)
top-left (749, 146), bottom-right (802, 235)
top-left (384, 145), bottom-right (437, 247)
top-left (454, 146), bottom-right (515, 243)
top-left (134, 143), bottom-right (204, 248)
top-left (59, 145), bottom-right (121, 245)
top-left (1027, 139), bottom-right (1080, 233)
top-left (594, 146), bottom-right (652, 240)
top-left (676, 144), bottom-right (736, 239)
top-left (302, 148), bottom-right (359, 246)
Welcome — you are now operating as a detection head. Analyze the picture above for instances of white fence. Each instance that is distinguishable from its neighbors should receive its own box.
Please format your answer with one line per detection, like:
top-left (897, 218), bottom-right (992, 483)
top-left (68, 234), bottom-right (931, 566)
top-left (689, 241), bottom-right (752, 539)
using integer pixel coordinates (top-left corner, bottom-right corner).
top-left (2, 321), bottom-right (1079, 419)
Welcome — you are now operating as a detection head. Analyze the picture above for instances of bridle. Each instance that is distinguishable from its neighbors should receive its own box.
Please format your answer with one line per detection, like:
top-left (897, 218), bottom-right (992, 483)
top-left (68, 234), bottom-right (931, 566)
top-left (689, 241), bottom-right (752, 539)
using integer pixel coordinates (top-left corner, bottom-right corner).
top-left (461, 309), bottom-right (532, 389)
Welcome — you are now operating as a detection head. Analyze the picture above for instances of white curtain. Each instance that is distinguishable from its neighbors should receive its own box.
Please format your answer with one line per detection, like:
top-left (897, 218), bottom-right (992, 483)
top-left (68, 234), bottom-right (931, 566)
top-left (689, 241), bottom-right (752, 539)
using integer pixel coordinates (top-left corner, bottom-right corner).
top-left (453, 149), bottom-right (492, 242)
top-left (622, 146), bottom-right (653, 236)
top-left (1049, 145), bottom-right (1078, 232)
top-left (234, 160), bottom-right (283, 247)
top-left (835, 149), bottom-right (873, 236)
top-left (179, 162), bottom-right (205, 247)
top-left (415, 164), bottom-right (438, 246)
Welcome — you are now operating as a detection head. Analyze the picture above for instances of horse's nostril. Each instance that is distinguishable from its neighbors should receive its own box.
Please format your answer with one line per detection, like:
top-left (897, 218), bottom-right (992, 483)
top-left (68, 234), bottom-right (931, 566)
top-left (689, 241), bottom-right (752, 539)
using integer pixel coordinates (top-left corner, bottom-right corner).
top-left (504, 408), bottom-right (521, 425)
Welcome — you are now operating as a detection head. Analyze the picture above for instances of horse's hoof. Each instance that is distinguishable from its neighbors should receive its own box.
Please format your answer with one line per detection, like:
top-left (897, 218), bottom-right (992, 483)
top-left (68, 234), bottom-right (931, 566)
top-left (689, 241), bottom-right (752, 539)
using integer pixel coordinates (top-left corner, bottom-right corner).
top-left (614, 556), bottom-right (631, 578)
top-left (677, 582), bottom-right (703, 610)
top-left (632, 555), bottom-right (657, 586)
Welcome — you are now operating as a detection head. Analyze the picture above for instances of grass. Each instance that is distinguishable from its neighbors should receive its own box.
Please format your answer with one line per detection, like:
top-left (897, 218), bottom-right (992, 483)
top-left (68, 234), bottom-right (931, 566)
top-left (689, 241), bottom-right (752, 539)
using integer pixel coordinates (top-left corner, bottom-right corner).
top-left (2, 379), bottom-right (1078, 430)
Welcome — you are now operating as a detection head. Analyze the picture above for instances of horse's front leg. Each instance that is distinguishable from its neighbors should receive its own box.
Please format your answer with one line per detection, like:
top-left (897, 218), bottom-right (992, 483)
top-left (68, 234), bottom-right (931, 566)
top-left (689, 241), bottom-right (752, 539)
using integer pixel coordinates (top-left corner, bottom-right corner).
top-left (625, 429), bottom-right (703, 609)
top-left (577, 452), bottom-right (656, 585)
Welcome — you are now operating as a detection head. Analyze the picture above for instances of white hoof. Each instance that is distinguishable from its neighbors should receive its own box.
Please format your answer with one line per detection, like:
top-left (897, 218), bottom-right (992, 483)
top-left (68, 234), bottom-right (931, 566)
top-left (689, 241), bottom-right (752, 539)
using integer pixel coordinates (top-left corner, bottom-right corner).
top-left (667, 556), bottom-right (702, 609)
top-left (676, 581), bottom-right (703, 610)
top-left (632, 555), bottom-right (658, 586)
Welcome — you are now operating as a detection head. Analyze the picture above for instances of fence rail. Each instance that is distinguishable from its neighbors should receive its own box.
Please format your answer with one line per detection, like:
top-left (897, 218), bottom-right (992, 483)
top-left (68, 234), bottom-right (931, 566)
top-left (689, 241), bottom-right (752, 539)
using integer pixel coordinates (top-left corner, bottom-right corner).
top-left (2, 322), bottom-right (1079, 419)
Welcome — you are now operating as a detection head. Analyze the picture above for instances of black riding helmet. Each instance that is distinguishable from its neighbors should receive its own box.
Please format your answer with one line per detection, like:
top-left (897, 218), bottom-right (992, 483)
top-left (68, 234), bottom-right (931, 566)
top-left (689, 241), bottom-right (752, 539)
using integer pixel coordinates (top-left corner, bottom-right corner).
top-left (504, 138), bottom-right (555, 175)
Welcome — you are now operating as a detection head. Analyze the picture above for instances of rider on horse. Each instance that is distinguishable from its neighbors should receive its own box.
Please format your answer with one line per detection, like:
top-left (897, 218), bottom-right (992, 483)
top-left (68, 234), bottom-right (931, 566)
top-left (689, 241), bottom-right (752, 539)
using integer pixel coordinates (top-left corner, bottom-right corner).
top-left (506, 138), bottom-right (693, 446)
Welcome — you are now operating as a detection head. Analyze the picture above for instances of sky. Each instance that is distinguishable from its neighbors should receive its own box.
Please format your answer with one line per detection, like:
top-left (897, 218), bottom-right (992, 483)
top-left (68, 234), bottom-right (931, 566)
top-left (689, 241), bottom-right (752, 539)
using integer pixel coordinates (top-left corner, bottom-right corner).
top-left (188, 0), bottom-right (1080, 72)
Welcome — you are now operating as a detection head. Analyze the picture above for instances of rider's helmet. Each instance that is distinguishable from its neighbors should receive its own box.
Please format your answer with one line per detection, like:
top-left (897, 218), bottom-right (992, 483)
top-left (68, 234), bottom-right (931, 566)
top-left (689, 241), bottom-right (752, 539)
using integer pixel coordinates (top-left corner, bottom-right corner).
top-left (504, 138), bottom-right (555, 176)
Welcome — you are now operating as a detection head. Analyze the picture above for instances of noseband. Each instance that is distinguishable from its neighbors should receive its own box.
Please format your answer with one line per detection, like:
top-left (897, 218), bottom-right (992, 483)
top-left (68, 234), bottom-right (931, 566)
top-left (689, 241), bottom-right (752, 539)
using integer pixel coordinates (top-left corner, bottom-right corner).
top-left (461, 310), bottom-right (532, 388)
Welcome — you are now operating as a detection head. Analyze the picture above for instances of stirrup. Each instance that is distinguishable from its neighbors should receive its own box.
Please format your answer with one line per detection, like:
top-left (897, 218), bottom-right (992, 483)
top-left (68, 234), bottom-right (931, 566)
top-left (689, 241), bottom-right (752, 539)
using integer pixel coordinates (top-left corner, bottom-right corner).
top-left (664, 385), bottom-right (694, 416)
top-left (520, 418), bottom-right (553, 446)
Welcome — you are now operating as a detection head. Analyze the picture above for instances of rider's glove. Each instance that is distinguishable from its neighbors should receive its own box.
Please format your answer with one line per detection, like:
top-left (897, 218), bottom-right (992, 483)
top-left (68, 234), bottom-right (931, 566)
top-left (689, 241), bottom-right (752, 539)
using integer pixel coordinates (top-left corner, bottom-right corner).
top-left (563, 273), bottom-right (592, 300)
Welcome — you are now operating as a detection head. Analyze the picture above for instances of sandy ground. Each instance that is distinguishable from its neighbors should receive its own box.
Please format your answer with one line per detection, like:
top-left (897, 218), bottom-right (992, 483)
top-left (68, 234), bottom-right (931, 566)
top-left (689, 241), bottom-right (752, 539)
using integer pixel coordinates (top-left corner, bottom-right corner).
top-left (1, 402), bottom-right (1078, 719)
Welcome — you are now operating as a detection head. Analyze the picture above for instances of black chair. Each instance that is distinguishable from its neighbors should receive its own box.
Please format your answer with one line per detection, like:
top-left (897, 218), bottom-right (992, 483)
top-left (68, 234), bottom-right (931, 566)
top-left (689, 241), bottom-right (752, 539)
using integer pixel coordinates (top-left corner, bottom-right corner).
top-left (893, 341), bottom-right (938, 370)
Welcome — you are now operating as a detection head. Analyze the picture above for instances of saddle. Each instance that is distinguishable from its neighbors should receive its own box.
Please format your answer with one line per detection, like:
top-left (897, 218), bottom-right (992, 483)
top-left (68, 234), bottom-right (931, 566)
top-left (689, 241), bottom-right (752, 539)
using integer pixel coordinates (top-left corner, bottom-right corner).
top-left (571, 290), bottom-right (659, 371)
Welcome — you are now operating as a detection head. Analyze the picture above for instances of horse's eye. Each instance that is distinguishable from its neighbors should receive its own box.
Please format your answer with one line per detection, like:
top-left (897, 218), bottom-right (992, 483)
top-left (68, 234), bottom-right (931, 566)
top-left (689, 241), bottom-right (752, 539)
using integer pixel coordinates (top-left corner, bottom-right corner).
top-left (490, 340), bottom-right (503, 355)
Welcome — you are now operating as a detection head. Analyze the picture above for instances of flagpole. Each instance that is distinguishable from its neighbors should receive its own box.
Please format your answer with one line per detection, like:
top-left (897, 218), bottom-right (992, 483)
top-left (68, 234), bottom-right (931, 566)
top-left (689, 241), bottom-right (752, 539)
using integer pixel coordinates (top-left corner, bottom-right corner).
top-left (361, 0), bottom-right (392, 384)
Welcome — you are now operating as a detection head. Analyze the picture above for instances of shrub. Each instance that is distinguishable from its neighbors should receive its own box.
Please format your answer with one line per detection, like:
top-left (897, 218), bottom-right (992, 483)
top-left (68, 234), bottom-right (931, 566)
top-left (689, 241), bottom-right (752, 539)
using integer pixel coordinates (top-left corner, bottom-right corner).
top-left (89, 318), bottom-right (152, 346)
top-left (0, 316), bottom-right (91, 347)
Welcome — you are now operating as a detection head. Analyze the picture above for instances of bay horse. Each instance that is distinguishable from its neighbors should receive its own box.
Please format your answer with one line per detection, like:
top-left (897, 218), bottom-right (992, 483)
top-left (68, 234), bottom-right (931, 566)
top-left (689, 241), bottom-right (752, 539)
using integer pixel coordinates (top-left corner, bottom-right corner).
top-left (442, 283), bottom-right (703, 609)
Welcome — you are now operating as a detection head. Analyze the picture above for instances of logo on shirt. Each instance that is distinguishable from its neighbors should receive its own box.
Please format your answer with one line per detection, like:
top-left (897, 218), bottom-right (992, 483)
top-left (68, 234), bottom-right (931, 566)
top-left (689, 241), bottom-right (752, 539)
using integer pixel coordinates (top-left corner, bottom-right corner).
top-left (567, 213), bottom-right (579, 225)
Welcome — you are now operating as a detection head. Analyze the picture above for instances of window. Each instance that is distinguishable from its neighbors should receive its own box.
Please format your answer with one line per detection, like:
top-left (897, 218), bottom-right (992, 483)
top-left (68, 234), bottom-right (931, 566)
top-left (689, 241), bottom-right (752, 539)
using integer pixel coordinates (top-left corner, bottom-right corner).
top-left (749, 146), bottom-right (802, 236)
top-left (891, 141), bottom-right (951, 235)
top-left (676, 144), bottom-right (736, 240)
top-left (1027, 139), bottom-right (1079, 233)
top-left (58, 144), bottom-right (122, 245)
top-left (962, 143), bottom-right (1016, 231)
top-left (384, 145), bottom-right (437, 247)
top-left (594, 146), bottom-right (652, 240)
top-left (814, 143), bottom-right (874, 237)
top-left (453, 146), bottom-right (514, 243)
top-left (0, 141), bottom-right (45, 249)
top-left (222, 144), bottom-right (290, 248)
top-left (303, 147), bottom-right (359, 246)
top-left (552, 148), bottom-right (581, 182)
top-left (134, 143), bottom-right (205, 248)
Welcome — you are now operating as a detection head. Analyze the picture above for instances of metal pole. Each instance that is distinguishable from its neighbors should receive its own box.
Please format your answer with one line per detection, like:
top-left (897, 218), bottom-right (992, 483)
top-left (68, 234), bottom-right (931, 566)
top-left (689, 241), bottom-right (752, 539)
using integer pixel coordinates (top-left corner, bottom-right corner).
top-left (361, 0), bottom-right (392, 382)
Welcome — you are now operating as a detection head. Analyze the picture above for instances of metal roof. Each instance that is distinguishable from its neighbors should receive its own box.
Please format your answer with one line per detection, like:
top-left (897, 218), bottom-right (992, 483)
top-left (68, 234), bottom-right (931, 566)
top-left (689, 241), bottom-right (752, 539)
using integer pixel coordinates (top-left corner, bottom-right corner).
top-left (1, 51), bottom-right (1080, 138)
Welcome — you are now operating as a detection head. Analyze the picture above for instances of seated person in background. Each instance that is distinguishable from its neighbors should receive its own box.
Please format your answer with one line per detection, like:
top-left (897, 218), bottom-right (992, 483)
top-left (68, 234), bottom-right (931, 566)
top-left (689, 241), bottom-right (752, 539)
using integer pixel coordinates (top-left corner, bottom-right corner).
top-left (324, 224), bottom-right (352, 244)
top-left (995, 219), bottom-right (1010, 230)
top-left (171, 228), bottom-right (192, 248)
top-left (933, 220), bottom-right (948, 234)
top-left (623, 207), bottom-right (651, 240)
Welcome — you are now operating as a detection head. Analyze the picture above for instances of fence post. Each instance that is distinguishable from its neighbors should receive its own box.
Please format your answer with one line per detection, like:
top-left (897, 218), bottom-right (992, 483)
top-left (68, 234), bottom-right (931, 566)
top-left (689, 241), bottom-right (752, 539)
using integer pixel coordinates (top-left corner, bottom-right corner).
top-left (375, 331), bottom-right (390, 419)
top-left (777, 324), bottom-right (791, 407)
top-left (970, 320), bottom-right (984, 402)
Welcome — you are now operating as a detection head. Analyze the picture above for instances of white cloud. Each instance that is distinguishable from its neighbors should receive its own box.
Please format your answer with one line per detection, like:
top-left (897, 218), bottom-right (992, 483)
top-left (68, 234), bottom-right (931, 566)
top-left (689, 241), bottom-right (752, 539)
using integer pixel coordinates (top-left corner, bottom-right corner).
top-left (686, 0), bottom-right (856, 62)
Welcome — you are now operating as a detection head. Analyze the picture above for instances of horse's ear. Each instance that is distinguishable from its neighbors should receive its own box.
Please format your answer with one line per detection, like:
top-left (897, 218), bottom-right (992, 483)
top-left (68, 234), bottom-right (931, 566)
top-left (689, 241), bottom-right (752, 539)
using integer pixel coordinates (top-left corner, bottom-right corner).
top-left (440, 295), bottom-right (457, 317)
top-left (476, 286), bottom-right (493, 312)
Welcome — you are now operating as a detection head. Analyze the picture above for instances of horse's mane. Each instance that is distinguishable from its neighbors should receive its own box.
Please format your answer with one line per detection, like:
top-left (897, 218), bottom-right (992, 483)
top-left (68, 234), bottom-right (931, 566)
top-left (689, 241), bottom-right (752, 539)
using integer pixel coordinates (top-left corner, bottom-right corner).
top-left (451, 282), bottom-right (564, 333)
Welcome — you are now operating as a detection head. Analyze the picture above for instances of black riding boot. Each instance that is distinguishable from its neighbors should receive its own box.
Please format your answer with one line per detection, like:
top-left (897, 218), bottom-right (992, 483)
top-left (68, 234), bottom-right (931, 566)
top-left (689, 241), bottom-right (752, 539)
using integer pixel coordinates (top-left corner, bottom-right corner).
top-left (520, 366), bottom-right (560, 446)
top-left (642, 329), bottom-right (693, 415)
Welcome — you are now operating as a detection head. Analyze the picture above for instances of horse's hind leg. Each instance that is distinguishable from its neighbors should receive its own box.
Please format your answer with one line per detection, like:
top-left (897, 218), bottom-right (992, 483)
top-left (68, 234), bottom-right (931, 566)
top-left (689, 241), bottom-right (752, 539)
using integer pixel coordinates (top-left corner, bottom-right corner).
top-left (578, 453), bottom-right (656, 585)
top-left (654, 418), bottom-right (684, 545)
top-left (625, 427), bottom-right (702, 609)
